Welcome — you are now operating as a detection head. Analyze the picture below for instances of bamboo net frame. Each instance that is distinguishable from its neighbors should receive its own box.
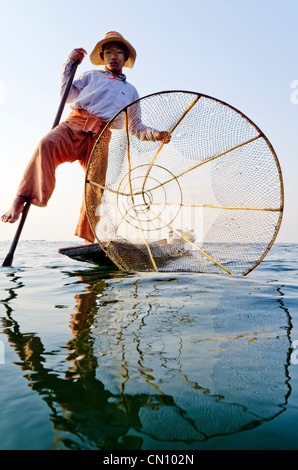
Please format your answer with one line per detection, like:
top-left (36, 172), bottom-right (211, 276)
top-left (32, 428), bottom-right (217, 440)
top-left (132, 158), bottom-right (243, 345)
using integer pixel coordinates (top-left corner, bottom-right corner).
top-left (85, 91), bottom-right (283, 275)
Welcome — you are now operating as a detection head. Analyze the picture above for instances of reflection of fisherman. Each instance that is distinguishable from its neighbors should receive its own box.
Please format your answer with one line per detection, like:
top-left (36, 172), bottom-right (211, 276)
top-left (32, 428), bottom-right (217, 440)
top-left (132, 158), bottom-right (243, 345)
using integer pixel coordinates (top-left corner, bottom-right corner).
top-left (1, 31), bottom-right (170, 243)
top-left (1, 269), bottom-right (292, 448)
top-left (1, 277), bottom-right (138, 449)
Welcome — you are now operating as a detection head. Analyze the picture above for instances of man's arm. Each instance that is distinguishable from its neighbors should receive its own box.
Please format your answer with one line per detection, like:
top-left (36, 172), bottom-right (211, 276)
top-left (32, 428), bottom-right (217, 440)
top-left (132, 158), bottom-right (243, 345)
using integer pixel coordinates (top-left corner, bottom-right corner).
top-left (127, 101), bottom-right (170, 142)
top-left (60, 48), bottom-right (87, 101)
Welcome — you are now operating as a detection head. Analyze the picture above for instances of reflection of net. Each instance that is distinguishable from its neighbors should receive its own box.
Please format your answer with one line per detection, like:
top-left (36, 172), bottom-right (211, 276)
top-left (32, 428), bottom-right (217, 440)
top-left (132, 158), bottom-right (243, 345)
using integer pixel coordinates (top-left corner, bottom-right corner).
top-left (85, 91), bottom-right (283, 275)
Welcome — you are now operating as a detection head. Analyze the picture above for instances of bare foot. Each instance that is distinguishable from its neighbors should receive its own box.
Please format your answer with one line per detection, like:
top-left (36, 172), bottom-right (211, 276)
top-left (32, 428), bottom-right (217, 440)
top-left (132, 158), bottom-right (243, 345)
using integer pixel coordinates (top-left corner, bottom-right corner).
top-left (1, 196), bottom-right (27, 223)
top-left (84, 239), bottom-right (94, 245)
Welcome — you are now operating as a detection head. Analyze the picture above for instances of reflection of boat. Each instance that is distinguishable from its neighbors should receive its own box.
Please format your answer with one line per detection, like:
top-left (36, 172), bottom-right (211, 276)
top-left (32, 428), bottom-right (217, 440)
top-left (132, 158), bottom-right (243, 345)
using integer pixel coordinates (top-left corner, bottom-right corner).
top-left (1, 262), bottom-right (293, 450)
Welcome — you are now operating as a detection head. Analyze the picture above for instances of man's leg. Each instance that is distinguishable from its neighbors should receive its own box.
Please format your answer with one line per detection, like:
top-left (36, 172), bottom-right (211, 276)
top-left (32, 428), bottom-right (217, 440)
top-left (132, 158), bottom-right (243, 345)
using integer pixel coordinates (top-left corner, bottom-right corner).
top-left (1, 122), bottom-right (86, 224)
top-left (74, 131), bottom-right (111, 243)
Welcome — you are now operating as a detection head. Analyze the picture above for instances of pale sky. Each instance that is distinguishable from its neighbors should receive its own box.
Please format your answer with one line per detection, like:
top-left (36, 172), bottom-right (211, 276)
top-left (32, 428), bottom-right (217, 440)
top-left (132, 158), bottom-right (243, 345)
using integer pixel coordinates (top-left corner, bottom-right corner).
top-left (0, 0), bottom-right (297, 243)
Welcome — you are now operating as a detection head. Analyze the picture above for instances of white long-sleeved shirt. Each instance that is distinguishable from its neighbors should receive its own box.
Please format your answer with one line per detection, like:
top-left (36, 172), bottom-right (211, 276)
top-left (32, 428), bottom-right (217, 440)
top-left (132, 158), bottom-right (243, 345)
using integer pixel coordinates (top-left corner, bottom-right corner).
top-left (60, 58), bottom-right (158, 140)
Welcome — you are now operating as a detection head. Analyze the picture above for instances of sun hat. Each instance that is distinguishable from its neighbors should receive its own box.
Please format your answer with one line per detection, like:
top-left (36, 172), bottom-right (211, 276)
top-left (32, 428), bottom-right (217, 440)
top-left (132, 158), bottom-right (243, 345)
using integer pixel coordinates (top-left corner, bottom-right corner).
top-left (90, 31), bottom-right (136, 68)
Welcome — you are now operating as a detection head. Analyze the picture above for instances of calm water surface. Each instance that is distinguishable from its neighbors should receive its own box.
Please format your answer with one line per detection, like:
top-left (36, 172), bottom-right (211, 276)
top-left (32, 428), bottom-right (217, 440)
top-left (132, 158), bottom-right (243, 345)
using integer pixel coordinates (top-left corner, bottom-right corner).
top-left (0, 241), bottom-right (298, 450)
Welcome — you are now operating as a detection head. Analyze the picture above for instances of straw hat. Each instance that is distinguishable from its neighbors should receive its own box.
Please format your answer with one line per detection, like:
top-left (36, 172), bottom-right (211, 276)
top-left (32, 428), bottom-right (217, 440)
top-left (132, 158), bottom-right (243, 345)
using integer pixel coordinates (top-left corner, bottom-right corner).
top-left (90, 31), bottom-right (136, 68)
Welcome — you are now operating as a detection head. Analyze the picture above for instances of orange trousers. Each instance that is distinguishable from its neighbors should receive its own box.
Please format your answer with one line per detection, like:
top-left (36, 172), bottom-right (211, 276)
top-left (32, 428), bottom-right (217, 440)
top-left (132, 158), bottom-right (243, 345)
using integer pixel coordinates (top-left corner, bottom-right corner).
top-left (17, 109), bottom-right (108, 242)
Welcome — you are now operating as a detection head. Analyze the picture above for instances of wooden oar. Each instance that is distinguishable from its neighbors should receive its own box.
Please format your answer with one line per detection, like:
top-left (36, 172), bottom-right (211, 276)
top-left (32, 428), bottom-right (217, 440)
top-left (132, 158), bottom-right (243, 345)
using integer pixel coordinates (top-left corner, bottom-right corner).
top-left (2, 59), bottom-right (79, 267)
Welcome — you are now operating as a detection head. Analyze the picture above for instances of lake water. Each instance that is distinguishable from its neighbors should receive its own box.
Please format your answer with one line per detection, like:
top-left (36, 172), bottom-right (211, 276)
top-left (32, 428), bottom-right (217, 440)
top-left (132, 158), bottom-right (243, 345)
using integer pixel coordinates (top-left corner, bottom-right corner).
top-left (0, 240), bottom-right (298, 451)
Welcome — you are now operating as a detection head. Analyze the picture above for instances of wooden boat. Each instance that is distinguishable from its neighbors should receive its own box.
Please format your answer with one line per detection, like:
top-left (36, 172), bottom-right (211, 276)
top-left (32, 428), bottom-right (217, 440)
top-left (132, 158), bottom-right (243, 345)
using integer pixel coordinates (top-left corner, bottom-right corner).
top-left (59, 243), bottom-right (115, 267)
top-left (59, 239), bottom-right (187, 270)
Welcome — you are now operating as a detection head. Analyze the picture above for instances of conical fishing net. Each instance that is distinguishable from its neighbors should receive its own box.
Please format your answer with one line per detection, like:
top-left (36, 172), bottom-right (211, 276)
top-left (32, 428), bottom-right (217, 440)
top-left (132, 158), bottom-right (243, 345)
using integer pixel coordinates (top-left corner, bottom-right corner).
top-left (85, 91), bottom-right (283, 275)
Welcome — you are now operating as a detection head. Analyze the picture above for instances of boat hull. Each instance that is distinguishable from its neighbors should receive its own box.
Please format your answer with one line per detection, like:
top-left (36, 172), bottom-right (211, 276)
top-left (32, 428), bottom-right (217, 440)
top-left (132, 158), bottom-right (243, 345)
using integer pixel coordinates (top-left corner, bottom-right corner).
top-left (59, 244), bottom-right (115, 267)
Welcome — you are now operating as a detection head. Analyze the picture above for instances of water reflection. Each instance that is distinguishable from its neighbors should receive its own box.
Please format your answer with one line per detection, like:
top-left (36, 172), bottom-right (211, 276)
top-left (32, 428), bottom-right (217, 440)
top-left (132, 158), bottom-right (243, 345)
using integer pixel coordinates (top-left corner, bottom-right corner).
top-left (0, 266), bottom-right (293, 450)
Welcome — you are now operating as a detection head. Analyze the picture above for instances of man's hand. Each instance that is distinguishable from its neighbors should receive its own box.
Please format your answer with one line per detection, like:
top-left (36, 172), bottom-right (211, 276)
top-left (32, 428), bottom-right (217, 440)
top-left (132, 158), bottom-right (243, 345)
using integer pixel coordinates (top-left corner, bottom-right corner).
top-left (155, 131), bottom-right (171, 144)
top-left (69, 48), bottom-right (87, 64)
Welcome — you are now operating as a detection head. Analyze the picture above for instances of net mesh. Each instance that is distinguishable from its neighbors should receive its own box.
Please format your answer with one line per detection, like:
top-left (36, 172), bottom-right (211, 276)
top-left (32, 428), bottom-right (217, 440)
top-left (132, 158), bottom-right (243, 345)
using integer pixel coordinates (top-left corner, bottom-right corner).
top-left (85, 91), bottom-right (283, 275)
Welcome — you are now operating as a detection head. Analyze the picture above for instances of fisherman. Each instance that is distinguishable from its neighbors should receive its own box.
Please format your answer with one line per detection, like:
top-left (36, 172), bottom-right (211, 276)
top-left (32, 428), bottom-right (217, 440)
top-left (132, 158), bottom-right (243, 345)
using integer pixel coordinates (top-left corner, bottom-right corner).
top-left (1, 32), bottom-right (169, 243)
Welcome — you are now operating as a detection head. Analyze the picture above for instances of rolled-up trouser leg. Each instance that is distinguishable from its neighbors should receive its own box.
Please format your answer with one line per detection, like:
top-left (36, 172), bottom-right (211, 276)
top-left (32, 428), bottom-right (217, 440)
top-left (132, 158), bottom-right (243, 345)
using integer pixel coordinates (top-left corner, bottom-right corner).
top-left (74, 131), bottom-right (111, 243)
top-left (16, 110), bottom-right (108, 242)
top-left (17, 122), bottom-right (85, 207)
